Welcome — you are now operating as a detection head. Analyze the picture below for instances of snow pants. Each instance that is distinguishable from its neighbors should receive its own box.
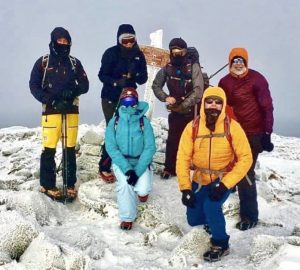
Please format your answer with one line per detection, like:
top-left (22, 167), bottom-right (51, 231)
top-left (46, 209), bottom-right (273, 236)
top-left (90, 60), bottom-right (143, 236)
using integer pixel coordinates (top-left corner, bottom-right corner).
top-left (165, 112), bottom-right (193, 175)
top-left (40, 114), bottom-right (78, 189)
top-left (113, 164), bottom-right (153, 222)
top-left (237, 134), bottom-right (263, 223)
top-left (186, 181), bottom-right (232, 249)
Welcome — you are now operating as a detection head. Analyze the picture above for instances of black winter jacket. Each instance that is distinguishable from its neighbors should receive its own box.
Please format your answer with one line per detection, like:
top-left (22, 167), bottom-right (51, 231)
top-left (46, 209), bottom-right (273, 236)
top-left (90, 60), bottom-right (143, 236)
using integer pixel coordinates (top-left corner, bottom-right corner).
top-left (29, 53), bottom-right (89, 115)
top-left (98, 44), bottom-right (148, 102)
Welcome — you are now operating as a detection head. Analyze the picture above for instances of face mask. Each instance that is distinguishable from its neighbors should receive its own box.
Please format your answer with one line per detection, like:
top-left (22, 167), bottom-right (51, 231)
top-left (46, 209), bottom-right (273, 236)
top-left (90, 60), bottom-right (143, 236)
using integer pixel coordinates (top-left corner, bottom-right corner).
top-left (204, 108), bottom-right (221, 131)
top-left (170, 55), bottom-right (185, 66)
top-left (52, 42), bottom-right (71, 57)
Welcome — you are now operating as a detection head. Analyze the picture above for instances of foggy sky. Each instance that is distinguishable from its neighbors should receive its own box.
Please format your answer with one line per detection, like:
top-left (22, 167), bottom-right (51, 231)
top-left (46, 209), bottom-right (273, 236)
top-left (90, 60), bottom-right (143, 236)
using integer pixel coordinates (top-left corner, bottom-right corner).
top-left (1, 0), bottom-right (299, 137)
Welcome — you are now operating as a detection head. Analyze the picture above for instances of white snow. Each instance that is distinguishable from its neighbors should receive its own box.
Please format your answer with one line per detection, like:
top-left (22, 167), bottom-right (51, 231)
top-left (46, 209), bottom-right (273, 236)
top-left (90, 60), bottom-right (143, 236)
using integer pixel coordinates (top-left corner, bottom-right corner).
top-left (0, 120), bottom-right (300, 270)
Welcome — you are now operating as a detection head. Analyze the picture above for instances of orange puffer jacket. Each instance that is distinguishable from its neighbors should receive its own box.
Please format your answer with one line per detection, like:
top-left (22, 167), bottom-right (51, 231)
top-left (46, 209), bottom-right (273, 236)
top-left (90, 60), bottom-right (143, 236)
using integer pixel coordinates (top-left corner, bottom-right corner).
top-left (176, 86), bottom-right (252, 190)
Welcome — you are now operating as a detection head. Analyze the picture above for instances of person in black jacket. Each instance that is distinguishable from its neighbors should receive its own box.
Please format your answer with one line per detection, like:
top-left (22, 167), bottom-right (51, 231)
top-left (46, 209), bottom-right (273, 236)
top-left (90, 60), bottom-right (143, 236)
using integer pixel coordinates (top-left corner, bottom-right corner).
top-left (29, 27), bottom-right (89, 201)
top-left (98, 24), bottom-right (148, 182)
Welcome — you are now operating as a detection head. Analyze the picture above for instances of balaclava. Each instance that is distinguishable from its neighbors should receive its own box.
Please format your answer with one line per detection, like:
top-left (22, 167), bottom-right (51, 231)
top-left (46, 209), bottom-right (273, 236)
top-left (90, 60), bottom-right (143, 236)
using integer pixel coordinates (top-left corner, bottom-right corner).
top-left (169, 37), bottom-right (188, 66)
top-left (49, 27), bottom-right (72, 58)
top-left (117, 24), bottom-right (138, 59)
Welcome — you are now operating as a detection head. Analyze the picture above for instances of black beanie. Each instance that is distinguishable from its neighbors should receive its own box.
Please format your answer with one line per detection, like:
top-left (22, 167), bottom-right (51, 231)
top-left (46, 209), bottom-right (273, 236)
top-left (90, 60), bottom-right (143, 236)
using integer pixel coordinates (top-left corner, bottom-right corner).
top-left (169, 38), bottom-right (187, 50)
top-left (117, 24), bottom-right (136, 38)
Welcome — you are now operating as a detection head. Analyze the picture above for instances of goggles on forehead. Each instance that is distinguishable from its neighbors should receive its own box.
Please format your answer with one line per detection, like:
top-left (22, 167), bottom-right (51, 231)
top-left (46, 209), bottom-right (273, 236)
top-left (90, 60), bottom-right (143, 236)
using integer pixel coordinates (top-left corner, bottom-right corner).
top-left (232, 57), bottom-right (245, 65)
top-left (205, 97), bottom-right (223, 105)
top-left (121, 36), bottom-right (136, 45)
top-left (171, 48), bottom-right (187, 57)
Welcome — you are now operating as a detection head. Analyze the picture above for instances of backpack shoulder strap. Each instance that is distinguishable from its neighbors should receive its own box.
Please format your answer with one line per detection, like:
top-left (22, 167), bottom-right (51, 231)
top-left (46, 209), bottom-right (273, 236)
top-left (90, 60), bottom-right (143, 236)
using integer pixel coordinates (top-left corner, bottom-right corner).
top-left (224, 114), bottom-right (232, 148)
top-left (69, 55), bottom-right (77, 71)
top-left (192, 115), bottom-right (200, 142)
top-left (41, 54), bottom-right (49, 88)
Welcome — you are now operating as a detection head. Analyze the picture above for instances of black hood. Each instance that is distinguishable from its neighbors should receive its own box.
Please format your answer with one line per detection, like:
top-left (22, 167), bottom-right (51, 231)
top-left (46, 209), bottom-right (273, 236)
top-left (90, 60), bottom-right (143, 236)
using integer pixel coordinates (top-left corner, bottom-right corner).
top-left (50, 27), bottom-right (72, 44)
top-left (117, 24), bottom-right (135, 41)
top-left (49, 27), bottom-right (72, 58)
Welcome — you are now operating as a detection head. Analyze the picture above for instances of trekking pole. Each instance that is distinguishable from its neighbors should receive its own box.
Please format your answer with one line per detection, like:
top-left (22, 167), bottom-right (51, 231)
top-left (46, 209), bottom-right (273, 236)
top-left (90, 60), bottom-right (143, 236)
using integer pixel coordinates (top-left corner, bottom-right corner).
top-left (61, 113), bottom-right (68, 201)
top-left (208, 63), bottom-right (229, 80)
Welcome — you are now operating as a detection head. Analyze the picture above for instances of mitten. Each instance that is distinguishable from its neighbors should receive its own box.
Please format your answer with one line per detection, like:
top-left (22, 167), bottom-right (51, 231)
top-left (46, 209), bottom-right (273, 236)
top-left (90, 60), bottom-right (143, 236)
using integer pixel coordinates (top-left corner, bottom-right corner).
top-left (209, 182), bottom-right (228, 201)
top-left (125, 170), bottom-right (139, 186)
top-left (261, 133), bottom-right (274, 152)
top-left (181, 190), bottom-right (195, 208)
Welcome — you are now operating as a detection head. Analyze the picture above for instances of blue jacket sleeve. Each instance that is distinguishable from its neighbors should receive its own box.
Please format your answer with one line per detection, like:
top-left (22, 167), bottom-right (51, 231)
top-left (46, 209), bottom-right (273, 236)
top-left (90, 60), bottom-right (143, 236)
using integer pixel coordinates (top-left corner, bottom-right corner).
top-left (105, 117), bottom-right (133, 174)
top-left (134, 118), bottom-right (156, 176)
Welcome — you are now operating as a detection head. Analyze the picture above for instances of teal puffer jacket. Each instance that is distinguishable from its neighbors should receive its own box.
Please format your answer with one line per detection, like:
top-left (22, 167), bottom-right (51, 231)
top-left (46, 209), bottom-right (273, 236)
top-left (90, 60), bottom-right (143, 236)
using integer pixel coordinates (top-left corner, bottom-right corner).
top-left (105, 101), bottom-right (156, 176)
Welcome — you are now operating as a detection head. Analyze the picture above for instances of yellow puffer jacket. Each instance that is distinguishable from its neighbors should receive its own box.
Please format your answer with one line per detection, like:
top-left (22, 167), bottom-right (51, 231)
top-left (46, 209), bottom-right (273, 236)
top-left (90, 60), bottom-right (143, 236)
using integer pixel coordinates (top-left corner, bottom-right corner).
top-left (176, 86), bottom-right (252, 190)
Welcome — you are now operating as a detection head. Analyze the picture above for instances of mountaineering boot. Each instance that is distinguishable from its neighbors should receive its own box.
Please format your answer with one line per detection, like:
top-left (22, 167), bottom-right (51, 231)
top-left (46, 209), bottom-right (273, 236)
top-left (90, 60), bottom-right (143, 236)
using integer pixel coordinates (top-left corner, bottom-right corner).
top-left (203, 245), bottom-right (230, 262)
top-left (120, 221), bottom-right (133, 230)
top-left (99, 170), bottom-right (116, 183)
top-left (236, 219), bottom-right (257, 231)
top-left (160, 170), bottom-right (176, 180)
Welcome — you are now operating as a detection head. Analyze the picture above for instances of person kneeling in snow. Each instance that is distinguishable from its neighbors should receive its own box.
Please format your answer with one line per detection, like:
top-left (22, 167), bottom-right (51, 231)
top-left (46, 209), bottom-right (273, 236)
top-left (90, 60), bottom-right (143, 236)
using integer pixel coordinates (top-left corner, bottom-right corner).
top-left (176, 86), bottom-right (252, 262)
top-left (105, 88), bottom-right (156, 230)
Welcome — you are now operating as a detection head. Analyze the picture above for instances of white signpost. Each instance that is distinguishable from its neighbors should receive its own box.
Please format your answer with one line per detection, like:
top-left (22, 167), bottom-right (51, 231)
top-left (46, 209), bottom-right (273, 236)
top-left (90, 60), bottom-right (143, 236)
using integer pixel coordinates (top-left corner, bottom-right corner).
top-left (140, 29), bottom-right (169, 119)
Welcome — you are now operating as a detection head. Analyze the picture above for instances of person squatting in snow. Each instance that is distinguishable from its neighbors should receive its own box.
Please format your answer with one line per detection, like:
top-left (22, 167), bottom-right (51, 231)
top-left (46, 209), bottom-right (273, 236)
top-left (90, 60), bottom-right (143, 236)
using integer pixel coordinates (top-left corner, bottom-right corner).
top-left (105, 88), bottom-right (156, 230)
top-left (176, 86), bottom-right (253, 262)
top-left (29, 27), bottom-right (89, 201)
top-left (98, 24), bottom-right (148, 183)
top-left (219, 48), bottom-right (274, 231)
top-left (152, 37), bottom-right (204, 180)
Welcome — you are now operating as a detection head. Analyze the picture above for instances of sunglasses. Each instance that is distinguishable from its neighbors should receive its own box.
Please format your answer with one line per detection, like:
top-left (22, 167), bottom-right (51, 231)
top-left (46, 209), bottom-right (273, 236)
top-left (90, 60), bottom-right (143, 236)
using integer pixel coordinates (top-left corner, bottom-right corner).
top-left (121, 37), bottom-right (136, 45)
top-left (171, 48), bottom-right (187, 57)
top-left (205, 98), bottom-right (223, 105)
top-left (232, 57), bottom-right (245, 65)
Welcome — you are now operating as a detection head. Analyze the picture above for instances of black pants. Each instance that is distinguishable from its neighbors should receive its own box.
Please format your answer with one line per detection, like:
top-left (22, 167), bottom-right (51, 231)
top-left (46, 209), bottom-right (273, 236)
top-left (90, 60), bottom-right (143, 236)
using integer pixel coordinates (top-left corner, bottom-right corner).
top-left (237, 134), bottom-right (263, 222)
top-left (40, 147), bottom-right (76, 189)
top-left (165, 112), bottom-right (193, 175)
top-left (99, 98), bottom-right (118, 172)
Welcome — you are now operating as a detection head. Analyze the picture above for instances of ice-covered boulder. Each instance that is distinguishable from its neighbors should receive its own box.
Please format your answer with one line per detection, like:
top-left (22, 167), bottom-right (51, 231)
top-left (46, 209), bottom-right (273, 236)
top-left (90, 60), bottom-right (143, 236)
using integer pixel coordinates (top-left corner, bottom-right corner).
top-left (0, 210), bottom-right (38, 262)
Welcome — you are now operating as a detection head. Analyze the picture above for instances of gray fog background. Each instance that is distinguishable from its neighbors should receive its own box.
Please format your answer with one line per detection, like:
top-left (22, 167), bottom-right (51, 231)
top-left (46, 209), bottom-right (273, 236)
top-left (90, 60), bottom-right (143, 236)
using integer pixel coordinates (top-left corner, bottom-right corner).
top-left (1, 0), bottom-right (299, 137)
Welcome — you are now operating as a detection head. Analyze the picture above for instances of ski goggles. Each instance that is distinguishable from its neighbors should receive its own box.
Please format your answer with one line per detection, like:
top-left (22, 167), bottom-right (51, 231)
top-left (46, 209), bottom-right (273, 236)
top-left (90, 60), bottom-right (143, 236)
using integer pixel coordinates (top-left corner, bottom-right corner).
top-left (120, 96), bottom-right (138, 107)
top-left (121, 36), bottom-right (136, 45)
top-left (171, 48), bottom-right (187, 57)
top-left (204, 97), bottom-right (223, 105)
top-left (232, 57), bottom-right (245, 65)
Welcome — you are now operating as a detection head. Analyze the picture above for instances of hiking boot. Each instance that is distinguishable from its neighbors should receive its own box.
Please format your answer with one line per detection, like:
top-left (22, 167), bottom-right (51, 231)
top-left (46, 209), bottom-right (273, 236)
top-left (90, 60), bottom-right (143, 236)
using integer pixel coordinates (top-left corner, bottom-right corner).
top-left (120, 221), bottom-right (133, 230)
top-left (39, 186), bottom-right (64, 202)
top-left (236, 219), bottom-right (257, 231)
top-left (138, 194), bottom-right (149, 203)
top-left (204, 224), bottom-right (212, 235)
top-left (203, 245), bottom-right (230, 262)
top-left (160, 170), bottom-right (175, 180)
top-left (65, 186), bottom-right (77, 202)
top-left (99, 170), bottom-right (116, 183)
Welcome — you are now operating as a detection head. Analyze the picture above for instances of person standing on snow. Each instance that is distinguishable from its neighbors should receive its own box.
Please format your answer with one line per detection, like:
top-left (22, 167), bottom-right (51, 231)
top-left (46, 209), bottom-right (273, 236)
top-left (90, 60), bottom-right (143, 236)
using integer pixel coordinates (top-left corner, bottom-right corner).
top-left (98, 24), bottom-right (148, 183)
top-left (29, 27), bottom-right (89, 201)
top-left (105, 88), bottom-right (156, 230)
top-left (152, 37), bottom-right (204, 179)
top-left (176, 86), bottom-right (252, 262)
top-left (218, 48), bottom-right (274, 231)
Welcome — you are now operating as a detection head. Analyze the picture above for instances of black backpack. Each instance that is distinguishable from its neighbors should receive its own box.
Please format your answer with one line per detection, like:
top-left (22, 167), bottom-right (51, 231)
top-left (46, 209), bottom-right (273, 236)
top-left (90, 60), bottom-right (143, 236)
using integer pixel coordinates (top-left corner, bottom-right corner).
top-left (186, 47), bottom-right (200, 65)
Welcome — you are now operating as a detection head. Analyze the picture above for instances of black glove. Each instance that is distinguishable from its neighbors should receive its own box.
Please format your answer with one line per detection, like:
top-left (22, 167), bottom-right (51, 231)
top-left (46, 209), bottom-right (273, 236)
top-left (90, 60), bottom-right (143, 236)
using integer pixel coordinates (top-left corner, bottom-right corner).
top-left (42, 93), bottom-right (55, 105)
top-left (261, 133), bottom-right (274, 152)
top-left (209, 182), bottom-right (228, 201)
top-left (61, 88), bottom-right (79, 100)
top-left (52, 100), bottom-right (73, 114)
top-left (114, 78), bottom-right (127, 88)
top-left (125, 170), bottom-right (139, 186)
top-left (166, 103), bottom-right (191, 114)
top-left (181, 190), bottom-right (195, 208)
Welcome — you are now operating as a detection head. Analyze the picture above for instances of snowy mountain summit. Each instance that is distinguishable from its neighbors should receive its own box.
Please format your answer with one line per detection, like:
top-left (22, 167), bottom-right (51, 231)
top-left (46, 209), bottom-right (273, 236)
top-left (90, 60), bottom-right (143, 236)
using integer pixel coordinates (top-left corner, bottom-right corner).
top-left (0, 118), bottom-right (300, 270)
